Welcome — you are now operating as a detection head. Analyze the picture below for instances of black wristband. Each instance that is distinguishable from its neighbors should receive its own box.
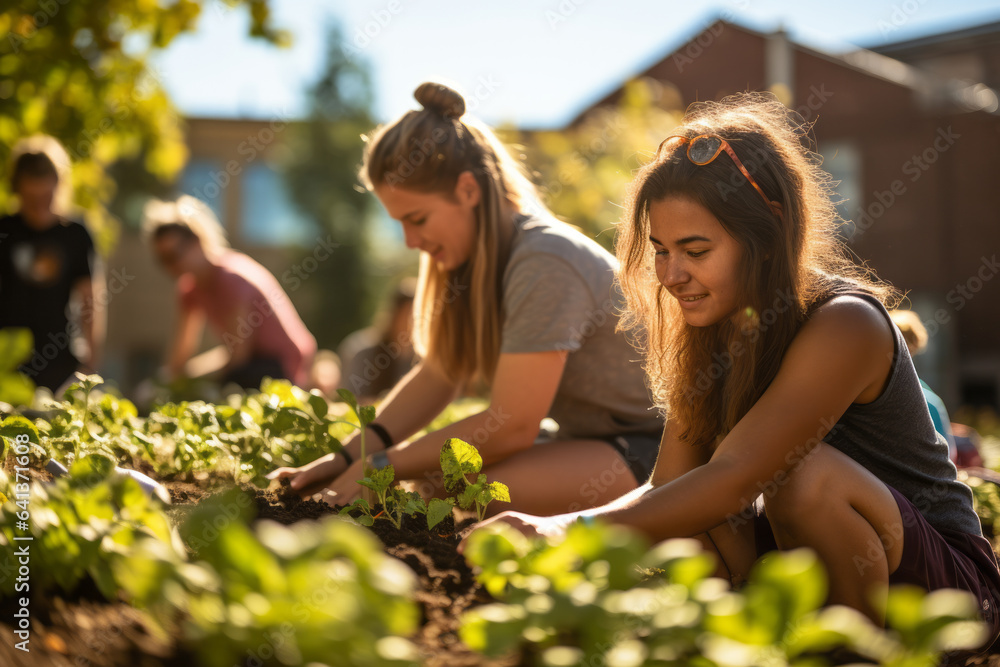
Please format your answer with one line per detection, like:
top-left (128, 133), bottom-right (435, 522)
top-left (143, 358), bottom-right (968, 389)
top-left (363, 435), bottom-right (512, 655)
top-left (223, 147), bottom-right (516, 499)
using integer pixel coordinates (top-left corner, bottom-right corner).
top-left (337, 448), bottom-right (355, 466)
top-left (367, 422), bottom-right (394, 450)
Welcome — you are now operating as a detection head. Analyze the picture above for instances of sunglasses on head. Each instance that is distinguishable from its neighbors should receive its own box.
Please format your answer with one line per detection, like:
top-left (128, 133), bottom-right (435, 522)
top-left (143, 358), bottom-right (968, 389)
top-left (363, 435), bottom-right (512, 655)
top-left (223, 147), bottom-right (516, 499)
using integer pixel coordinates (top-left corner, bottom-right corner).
top-left (658, 134), bottom-right (782, 217)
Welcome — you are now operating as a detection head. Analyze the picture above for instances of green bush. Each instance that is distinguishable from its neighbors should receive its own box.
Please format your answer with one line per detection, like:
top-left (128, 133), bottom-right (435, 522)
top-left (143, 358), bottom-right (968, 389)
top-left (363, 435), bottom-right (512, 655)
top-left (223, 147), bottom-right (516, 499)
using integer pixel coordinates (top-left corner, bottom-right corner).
top-left (461, 521), bottom-right (989, 666)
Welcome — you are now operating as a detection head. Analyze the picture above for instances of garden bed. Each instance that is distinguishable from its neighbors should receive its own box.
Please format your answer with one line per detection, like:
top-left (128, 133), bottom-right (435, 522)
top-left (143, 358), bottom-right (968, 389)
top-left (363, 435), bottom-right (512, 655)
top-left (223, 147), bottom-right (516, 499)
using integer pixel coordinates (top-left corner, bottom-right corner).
top-left (3, 379), bottom-right (999, 667)
top-left (0, 471), bottom-right (517, 667)
top-left (1, 474), bottom-right (517, 667)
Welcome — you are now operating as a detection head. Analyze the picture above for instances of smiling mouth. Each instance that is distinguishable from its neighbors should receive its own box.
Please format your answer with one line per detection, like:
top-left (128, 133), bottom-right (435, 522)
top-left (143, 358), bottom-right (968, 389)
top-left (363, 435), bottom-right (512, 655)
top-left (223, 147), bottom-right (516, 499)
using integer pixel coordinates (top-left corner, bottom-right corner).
top-left (677, 294), bottom-right (707, 302)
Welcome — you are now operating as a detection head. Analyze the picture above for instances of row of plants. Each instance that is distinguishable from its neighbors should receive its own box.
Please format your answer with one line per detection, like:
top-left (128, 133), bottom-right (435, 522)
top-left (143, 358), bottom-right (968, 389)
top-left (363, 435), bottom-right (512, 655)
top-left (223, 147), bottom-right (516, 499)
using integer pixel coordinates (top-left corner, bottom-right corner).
top-left (8, 371), bottom-right (485, 491)
top-left (1, 371), bottom-right (995, 666)
top-left (2, 436), bottom-right (988, 667)
top-left (462, 522), bottom-right (989, 666)
top-left (0, 428), bottom-right (422, 666)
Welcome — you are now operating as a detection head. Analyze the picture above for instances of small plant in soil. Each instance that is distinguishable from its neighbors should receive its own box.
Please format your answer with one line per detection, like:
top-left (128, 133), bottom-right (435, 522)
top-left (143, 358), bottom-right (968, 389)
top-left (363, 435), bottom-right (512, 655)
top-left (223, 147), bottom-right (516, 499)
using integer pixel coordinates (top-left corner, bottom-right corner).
top-left (440, 437), bottom-right (510, 521)
top-left (341, 461), bottom-right (456, 530)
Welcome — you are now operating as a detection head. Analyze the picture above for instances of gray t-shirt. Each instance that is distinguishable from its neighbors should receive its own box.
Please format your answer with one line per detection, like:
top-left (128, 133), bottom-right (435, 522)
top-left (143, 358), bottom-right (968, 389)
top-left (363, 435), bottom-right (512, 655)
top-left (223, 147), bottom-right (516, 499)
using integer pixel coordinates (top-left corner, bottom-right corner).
top-left (500, 214), bottom-right (663, 439)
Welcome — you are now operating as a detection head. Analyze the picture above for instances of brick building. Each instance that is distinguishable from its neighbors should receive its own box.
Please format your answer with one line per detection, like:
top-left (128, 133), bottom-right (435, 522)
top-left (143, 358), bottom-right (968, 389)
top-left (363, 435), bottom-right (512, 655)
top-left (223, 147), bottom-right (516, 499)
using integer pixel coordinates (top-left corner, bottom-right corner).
top-left (569, 17), bottom-right (1000, 410)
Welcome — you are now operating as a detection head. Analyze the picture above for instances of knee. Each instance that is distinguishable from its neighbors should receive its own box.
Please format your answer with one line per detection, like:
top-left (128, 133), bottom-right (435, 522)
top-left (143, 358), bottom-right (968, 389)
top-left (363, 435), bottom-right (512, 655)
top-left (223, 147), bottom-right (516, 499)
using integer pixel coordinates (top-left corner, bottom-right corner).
top-left (761, 444), bottom-right (831, 526)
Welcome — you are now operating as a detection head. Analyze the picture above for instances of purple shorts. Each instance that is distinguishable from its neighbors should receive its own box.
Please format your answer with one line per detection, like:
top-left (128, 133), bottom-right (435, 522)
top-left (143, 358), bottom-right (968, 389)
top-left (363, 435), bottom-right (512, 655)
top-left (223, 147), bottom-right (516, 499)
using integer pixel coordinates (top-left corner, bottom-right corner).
top-left (754, 485), bottom-right (1000, 652)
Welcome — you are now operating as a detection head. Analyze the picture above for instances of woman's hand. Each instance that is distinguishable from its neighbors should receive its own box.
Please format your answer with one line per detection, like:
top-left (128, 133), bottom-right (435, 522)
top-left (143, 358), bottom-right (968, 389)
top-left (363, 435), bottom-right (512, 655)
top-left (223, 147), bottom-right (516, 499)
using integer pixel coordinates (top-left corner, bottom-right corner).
top-left (320, 458), bottom-right (368, 506)
top-left (458, 510), bottom-right (578, 553)
top-left (266, 452), bottom-right (350, 499)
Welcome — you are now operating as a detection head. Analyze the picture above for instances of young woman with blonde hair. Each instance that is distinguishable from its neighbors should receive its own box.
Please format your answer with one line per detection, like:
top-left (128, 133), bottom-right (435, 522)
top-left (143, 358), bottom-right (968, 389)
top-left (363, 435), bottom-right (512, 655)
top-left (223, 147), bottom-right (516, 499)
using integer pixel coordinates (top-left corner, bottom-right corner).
top-left (269, 82), bottom-right (662, 515)
top-left (472, 93), bottom-right (1000, 639)
top-left (143, 195), bottom-right (316, 389)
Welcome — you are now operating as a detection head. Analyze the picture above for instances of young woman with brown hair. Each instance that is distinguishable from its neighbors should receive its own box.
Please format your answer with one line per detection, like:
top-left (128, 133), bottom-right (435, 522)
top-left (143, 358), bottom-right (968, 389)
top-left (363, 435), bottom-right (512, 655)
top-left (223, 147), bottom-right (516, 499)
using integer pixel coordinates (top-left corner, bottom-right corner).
top-left (472, 93), bottom-right (1000, 636)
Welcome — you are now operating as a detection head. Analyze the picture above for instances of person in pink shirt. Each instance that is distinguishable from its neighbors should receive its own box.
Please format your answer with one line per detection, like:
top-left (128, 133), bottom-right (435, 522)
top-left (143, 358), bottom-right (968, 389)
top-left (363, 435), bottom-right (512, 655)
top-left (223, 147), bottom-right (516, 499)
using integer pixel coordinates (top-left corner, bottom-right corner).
top-left (143, 195), bottom-right (316, 389)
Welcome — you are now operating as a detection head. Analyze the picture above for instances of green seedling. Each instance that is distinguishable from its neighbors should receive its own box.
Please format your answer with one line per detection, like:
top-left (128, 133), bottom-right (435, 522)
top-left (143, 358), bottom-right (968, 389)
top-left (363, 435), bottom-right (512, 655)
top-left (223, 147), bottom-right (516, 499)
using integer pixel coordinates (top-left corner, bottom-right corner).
top-left (336, 388), bottom-right (377, 471)
top-left (440, 438), bottom-right (510, 521)
top-left (341, 461), bottom-right (456, 530)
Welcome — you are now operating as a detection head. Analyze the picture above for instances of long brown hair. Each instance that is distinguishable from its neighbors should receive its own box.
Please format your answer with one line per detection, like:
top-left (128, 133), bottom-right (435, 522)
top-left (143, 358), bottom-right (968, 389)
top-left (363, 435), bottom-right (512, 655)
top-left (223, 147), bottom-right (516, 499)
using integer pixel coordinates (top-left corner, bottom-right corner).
top-left (616, 92), bottom-right (899, 447)
top-left (360, 82), bottom-right (541, 385)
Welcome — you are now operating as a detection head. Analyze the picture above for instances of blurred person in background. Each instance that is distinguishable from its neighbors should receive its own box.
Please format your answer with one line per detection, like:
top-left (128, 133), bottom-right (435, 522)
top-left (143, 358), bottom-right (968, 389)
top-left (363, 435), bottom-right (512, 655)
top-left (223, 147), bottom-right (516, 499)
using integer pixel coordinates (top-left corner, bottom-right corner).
top-left (338, 277), bottom-right (417, 402)
top-left (269, 82), bottom-right (663, 515)
top-left (0, 135), bottom-right (105, 392)
top-left (309, 349), bottom-right (342, 400)
top-left (889, 309), bottom-right (958, 463)
top-left (143, 195), bottom-right (316, 390)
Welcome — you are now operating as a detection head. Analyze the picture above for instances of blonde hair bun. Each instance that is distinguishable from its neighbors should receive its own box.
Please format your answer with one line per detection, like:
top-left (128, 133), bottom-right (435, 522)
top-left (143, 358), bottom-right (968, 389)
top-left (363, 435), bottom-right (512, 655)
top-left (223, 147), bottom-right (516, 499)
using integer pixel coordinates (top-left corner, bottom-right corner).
top-left (414, 82), bottom-right (465, 119)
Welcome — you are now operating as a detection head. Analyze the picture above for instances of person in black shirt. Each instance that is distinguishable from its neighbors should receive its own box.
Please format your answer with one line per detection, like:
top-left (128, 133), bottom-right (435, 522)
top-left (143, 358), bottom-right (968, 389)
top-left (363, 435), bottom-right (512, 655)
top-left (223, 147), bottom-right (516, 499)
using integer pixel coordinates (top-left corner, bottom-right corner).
top-left (0, 136), bottom-right (105, 392)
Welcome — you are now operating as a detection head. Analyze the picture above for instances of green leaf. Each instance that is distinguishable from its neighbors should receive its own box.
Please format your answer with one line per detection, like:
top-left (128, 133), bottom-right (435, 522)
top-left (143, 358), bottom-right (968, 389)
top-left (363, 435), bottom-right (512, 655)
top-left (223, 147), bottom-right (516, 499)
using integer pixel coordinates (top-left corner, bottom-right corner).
top-left (368, 464), bottom-right (395, 493)
top-left (458, 481), bottom-right (483, 511)
top-left (358, 405), bottom-right (377, 427)
top-left (307, 392), bottom-right (328, 420)
top-left (427, 498), bottom-right (455, 530)
top-left (0, 415), bottom-right (41, 444)
top-left (440, 438), bottom-right (483, 492)
top-left (336, 389), bottom-right (359, 414)
top-left (0, 372), bottom-right (35, 407)
top-left (0, 328), bottom-right (33, 372)
top-left (68, 453), bottom-right (116, 485)
top-left (481, 481), bottom-right (510, 505)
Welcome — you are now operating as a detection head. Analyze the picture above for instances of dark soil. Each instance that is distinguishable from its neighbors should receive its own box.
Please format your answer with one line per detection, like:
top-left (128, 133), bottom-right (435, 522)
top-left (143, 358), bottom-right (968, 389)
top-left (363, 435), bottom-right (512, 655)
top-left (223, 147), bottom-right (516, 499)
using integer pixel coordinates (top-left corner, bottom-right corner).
top-left (247, 480), bottom-right (513, 666)
top-left (0, 572), bottom-right (196, 667)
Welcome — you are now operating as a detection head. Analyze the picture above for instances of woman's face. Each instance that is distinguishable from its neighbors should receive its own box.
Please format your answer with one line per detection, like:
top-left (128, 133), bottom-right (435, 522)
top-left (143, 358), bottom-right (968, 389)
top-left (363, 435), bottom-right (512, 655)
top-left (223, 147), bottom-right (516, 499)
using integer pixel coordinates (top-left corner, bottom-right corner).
top-left (375, 172), bottom-right (479, 272)
top-left (648, 196), bottom-right (744, 327)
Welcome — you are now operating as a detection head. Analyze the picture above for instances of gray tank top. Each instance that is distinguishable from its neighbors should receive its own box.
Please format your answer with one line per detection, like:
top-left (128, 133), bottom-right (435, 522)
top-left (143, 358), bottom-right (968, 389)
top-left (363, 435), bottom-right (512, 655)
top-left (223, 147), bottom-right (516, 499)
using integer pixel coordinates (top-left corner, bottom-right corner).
top-left (819, 289), bottom-right (981, 536)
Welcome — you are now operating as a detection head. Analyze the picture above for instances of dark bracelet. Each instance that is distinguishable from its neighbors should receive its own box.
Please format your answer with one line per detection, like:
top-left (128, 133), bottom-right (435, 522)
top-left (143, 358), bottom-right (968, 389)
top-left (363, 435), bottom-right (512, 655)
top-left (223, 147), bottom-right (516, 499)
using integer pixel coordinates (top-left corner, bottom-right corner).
top-left (369, 450), bottom-right (391, 470)
top-left (337, 448), bottom-right (355, 466)
top-left (366, 422), bottom-right (394, 450)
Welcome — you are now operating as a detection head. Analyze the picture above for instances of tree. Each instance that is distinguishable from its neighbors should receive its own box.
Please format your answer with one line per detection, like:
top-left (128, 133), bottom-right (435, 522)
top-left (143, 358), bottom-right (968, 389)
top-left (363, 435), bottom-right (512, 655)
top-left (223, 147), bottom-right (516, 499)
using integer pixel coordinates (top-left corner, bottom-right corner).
top-left (281, 26), bottom-right (382, 348)
top-left (502, 78), bottom-right (682, 250)
top-left (0, 0), bottom-right (288, 254)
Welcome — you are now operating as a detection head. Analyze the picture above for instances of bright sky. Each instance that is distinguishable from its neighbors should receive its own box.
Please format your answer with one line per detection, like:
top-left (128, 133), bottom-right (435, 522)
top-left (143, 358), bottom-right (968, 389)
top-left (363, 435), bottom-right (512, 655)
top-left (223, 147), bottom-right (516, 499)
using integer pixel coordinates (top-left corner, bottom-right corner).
top-left (154, 0), bottom-right (1000, 128)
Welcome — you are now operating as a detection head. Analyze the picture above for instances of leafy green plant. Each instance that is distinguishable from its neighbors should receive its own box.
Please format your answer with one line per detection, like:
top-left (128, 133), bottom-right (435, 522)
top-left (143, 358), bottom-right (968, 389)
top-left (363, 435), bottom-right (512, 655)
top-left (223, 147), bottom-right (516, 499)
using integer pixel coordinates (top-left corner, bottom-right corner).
top-left (0, 449), bottom-right (178, 599)
top-left (0, 328), bottom-right (36, 408)
top-left (441, 437), bottom-right (510, 521)
top-left (119, 489), bottom-right (421, 667)
top-left (340, 459), bottom-right (456, 530)
top-left (460, 521), bottom-right (988, 666)
top-left (967, 475), bottom-right (1000, 540)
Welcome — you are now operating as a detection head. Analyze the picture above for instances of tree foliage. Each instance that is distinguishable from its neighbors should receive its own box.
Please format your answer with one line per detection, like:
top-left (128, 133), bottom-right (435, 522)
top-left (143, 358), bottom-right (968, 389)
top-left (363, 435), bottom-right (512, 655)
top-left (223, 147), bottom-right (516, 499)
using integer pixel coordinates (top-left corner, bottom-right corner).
top-left (282, 26), bottom-right (379, 347)
top-left (0, 0), bottom-right (288, 254)
top-left (504, 78), bottom-right (684, 250)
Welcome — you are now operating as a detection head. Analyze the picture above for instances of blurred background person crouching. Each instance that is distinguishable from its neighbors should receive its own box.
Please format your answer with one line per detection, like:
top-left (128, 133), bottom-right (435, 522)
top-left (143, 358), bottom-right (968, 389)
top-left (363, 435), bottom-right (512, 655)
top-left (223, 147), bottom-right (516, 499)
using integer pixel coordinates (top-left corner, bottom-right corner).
top-left (338, 277), bottom-right (416, 402)
top-left (143, 195), bottom-right (316, 390)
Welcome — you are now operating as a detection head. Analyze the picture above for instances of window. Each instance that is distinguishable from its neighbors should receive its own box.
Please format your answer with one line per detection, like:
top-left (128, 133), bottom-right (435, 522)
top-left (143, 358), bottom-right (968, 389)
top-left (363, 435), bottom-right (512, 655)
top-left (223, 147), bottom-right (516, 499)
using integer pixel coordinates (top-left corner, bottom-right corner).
top-left (240, 164), bottom-right (316, 246)
top-left (179, 159), bottom-right (227, 225)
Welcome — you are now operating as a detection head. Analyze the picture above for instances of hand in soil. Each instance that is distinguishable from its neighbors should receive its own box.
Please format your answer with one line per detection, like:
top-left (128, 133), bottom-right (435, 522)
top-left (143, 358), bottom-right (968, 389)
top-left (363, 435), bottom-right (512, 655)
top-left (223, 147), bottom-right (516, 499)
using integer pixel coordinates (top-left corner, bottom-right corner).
top-left (265, 452), bottom-right (348, 498)
top-left (325, 457), bottom-right (366, 503)
top-left (318, 488), bottom-right (355, 507)
top-left (458, 510), bottom-right (575, 553)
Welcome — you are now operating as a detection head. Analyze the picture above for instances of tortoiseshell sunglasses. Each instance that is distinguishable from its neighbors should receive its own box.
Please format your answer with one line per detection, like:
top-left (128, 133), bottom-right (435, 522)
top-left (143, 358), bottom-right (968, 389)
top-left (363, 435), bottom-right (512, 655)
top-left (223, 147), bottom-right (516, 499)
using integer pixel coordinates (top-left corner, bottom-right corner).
top-left (658, 134), bottom-right (781, 216)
